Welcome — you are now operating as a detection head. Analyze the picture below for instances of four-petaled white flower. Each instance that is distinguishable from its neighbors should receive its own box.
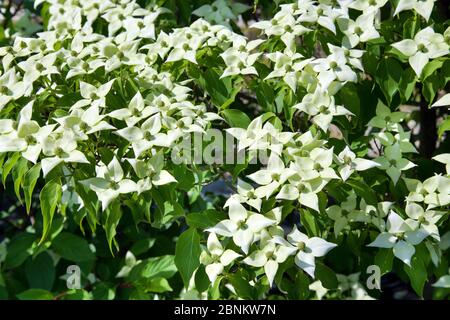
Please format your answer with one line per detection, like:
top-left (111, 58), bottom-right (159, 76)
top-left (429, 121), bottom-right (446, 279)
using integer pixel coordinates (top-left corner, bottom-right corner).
top-left (391, 27), bottom-right (449, 77)
top-left (207, 200), bottom-right (277, 254)
top-left (368, 211), bottom-right (429, 266)
top-left (335, 146), bottom-right (380, 181)
top-left (81, 157), bottom-right (137, 211)
top-left (200, 233), bottom-right (241, 283)
top-left (273, 226), bottom-right (337, 277)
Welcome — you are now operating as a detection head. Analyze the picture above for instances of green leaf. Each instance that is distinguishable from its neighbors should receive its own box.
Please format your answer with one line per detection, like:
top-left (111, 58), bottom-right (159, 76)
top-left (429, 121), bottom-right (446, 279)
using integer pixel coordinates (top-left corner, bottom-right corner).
top-left (186, 209), bottom-right (226, 229)
top-left (25, 252), bottom-right (55, 291)
top-left (12, 157), bottom-right (28, 202)
top-left (194, 68), bottom-right (241, 109)
top-left (0, 273), bottom-right (8, 299)
top-left (2, 152), bottom-right (20, 186)
top-left (375, 58), bottom-right (402, 105)
top-left (52, 232), bottom-right (94, 262)
top-left (221, 109), bottom-right (251, 128)
top-left (438, 116), bottom-right (450, 138)
top-left (104, 201), bottom-right (123, 255)
top-left (346, 179), bottom-right (378, 205)
top-left (4, 233), bottom-right (36, 269)
top-left (292, 270), bottom-right (311, 300)
top-left (39, 179), bottom-right (62, 244)
top-left (404, 255), bottom-right (428, 297)
top-left (423, 74), bottom-right (442, 104)
top-left (175, 228), bottom-right (201, 287)
top-left (139, 277), bottom-right (173, 293)
top-left (228, 272), bottom-right (256, 299)
top-left (128, 255), bottom-right (177, 281)
top-left (16, 289), bottom-right (53, 300)
top-left (92, 283), bottom-right (115, 300)
top-left (338, 83), bottom-right (360, 119)
top-left (315, 262), bottom-right (338, 289)
top-left (23, 163), bottom-right (41, 214)
top-left (300, 209), bottom-right (319, 236)
top-left (398, 68), bottom-right (417, 102)
top-left (374, 248), bottom-right (394, 275)
top-left (421, 58), bottom-right (446, 81)
top-left (194, 264), bottom-right (210, 293)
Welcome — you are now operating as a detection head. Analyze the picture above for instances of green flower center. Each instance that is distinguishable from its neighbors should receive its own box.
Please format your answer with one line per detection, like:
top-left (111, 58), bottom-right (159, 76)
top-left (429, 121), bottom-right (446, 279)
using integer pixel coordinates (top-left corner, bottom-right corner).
top-left (131, 108), bottom-right (142, 117)
top-left (36, 63), bottom-right (45, 72)
top-left (343, 156), bottom-right (353, 165)
top-left (314, 163), bottom-right (323, 171)
top-left (297, 241), bottom-right (306, 251)
top-left (25, 135), bottom-right (36, 145)
top-left (55, 147), bottom-right (65, 157)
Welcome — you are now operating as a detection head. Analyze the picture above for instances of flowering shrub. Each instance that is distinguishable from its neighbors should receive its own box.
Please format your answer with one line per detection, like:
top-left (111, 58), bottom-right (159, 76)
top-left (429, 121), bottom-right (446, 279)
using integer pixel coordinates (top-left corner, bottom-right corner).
top-left (0, 0), bottom-right (449, 300)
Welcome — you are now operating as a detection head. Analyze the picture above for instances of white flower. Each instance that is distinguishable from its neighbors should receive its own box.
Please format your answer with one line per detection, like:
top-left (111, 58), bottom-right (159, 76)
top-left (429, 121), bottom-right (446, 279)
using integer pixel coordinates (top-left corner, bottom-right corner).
top-left (108, 92), bottom-right (158, 127)
top-left (0, 101), bottom-right (55, 164)
top-left (337, 273), bottom-right (375, 300)
top-left (0, 69), bottom-right (31, 111)
top-left (294, 88), bottom-right (353, 132)
top-left (391, 27), bottom-right (449, 77)
top-left (358, 199), bottom-right (392, 231)
top-left (312, 50), bottom-right (357, 90)
top-left (224, 179), bottom-right (262, 212)
top-left (17, 53), bottom-right (59, 84)
top-left (166, 33), bottom-right (202, 65)
top-left (274, 226), bottom-right (337, 277)
top-left (374, 127), bottom-right (417, 154)
top-left (405, 175), bottom-right (450, 209)
top-left (72, 79), bottom-right (115, 109)
top-left (220, 47), bottom-right (260, 78)
top-left (248, 153), bottom-right (295, 199)
top-left (207, 200), bottom-right (277, 254)
top-left (127, 153), bottom-right (177, 194)
top-left (405, 203), bottom-right (444, 240)
top-left (368, 211), bottom-right (429, 266)
top-left (40, 130), bottom-right (90, 177)
top-left (265, 52), bottom-right (312, 92)
top-left (276, 176), bottom-right (327, 212)
top-left (335, 146), bottom-right (380, 181)
top-left (394, 0), bottom-right (436, 21)
top-left (81, 157), bottom-right (137, 211)
top-left (200, 233), bottom-right (241, 283)
top-left (55, 106), bottom-right (115, 141)
top-left (114, 118), bottom-right (174, 158)
top-left (337, 13), bottom-right (380, 48)
top-left (243, 241), bottom-right (295, 286)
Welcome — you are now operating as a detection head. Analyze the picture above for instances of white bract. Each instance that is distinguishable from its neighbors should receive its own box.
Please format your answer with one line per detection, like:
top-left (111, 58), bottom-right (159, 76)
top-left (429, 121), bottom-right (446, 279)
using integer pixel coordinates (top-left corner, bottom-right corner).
top-left (394, 0), bottom-right (436, 21)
